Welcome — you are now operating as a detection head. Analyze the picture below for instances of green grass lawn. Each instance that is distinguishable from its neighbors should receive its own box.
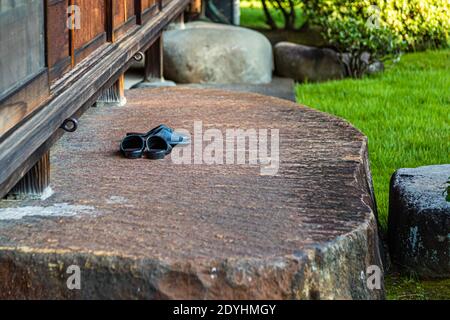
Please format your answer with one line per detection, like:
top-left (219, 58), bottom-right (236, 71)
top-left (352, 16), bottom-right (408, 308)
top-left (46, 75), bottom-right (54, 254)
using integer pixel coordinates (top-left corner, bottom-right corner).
top-left (296, 50), bottom-right (450, 299)
top-left (296, 49), bottom-right (450, 228)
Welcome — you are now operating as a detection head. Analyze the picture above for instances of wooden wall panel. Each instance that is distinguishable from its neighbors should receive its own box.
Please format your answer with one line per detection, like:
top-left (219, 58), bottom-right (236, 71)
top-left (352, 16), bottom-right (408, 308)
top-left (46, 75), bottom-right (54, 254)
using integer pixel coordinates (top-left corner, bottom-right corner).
top-left (113, 0), bottom-right (126, 29)
top-left (127, 0), bottom-right (135, 18)
top-left (0, 71), bottom-right (49, 138)
top-left (73, 0), bottom-right (106, 49)
top-left (112, 0), bottom-right (136, 41)
top-left (73, 0), bottom-right (107, 64)
top-left (47, 0), bottom-right (71, 82)
top-left (141, 0), bottom-right (157, 10)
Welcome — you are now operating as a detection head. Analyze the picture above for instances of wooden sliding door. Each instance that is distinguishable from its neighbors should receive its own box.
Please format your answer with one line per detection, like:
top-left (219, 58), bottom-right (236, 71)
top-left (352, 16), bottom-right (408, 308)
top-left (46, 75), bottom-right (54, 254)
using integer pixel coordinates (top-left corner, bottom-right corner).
top-left (0, 0), bottom-right (49, 137)
top-left (47, 0), bottom-right (108, 79)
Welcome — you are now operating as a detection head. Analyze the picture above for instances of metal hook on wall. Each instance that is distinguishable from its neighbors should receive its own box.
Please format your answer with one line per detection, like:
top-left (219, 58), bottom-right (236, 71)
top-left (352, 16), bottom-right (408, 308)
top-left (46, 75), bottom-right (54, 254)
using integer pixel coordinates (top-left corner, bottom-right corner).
top-left (133, 51), bottom-right (145, 62)
top-left (60, 118), bottom-right (78, 133)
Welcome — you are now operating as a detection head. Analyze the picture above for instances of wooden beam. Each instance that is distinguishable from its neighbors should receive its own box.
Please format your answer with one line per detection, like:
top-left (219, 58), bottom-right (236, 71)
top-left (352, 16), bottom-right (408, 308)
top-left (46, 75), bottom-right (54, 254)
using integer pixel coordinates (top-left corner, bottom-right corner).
top-left (144, 36), bottom-right (163, 81)
top-left (96, 74), bottom-right (127, 107)
top-left (5, 152), bottom-right (50, 200)
top-left (0, 0), bottom-right (191, 199)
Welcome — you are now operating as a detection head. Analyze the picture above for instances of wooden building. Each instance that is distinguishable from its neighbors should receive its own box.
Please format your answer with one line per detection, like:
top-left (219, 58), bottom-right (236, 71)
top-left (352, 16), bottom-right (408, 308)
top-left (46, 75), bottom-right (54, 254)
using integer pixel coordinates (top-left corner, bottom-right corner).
top-left (0, 0), bottom-right (195, 198)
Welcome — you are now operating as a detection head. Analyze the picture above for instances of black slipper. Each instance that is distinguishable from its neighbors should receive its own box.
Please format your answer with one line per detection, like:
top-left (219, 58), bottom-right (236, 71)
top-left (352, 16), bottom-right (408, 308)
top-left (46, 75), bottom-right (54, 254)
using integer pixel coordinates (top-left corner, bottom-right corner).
top-left (120, 135), bottom-right (145, 159)
top-left (121, 125), bottom-right (169, 159)
top-left (127, 124), bottom-right (190, 147)
top-left (145, 136), bottom-right (172, 160)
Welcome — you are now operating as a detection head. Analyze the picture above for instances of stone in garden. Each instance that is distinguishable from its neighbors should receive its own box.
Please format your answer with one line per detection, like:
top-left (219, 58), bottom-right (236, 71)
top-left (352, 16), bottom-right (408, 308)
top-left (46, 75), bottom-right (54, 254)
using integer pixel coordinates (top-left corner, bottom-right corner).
top-left (341, 52), bottom-right (384, 75)
top-left (130, 79), bottom-right (176, 90)
top-left (274, 42), bottom-right (345, 82)
top-left (367, 61), bottom-right (384, 75)
top-left (0, 88), bottom-right (384, 299)
top-left (163, 22), bottom-right (273, 84)
top-left (388, 164), bottom-right (450, 278)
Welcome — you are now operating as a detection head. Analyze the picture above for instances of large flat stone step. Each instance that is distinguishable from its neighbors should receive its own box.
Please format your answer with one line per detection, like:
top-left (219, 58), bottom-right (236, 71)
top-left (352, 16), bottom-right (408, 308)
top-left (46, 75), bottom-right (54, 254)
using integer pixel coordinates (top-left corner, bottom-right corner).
top-left (0, 88), bottom-right (383, 299)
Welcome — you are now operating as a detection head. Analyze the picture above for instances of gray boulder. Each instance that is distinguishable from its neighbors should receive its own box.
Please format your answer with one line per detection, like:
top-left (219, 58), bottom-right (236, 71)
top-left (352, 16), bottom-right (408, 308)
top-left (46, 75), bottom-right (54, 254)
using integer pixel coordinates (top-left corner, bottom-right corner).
top-left (388, 165), bottom-right (450, 278)
top-left (163, 22), bottom-right (273, 84)
top-left (341, 52), bottom-right (384, 76)
top-left (274, 42), bottom-right (345, 82)
top-left (367, 61), bottom-right (384, 75)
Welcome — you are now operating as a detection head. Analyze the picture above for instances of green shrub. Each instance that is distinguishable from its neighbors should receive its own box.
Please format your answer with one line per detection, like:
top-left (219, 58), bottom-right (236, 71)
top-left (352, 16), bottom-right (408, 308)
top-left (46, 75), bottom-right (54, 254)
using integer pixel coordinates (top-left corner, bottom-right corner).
top-left (305, 0), bottom-right (450, 51)
top-left (317, 15), bottom-right (404, 77)
top-left (303, 0), bottom-right (450, 77)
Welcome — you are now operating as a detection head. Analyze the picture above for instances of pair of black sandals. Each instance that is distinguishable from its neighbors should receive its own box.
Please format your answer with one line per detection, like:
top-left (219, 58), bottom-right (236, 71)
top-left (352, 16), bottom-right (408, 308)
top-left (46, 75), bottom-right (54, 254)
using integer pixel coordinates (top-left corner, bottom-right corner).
top-left (120, 124), bottom-right (190, 159)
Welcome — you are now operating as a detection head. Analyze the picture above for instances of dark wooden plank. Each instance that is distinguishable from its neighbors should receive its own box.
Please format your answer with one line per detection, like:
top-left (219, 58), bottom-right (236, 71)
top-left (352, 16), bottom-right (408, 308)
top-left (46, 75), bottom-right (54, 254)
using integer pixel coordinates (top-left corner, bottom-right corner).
top-left (162, 0), bottom-right (172, 8)
top-left (113, 16), bottom-right (138, 41)
top-left (139, 4), bottom-right (160, 25)
top-left (74, 33), bottom-right (108, 64)
top-left (0, 0), bottom-right (191, 199)
top-left (0, 71), bottom-right (50, 138)
top-left (49, 57), bottom-right (72, 83)
top-left (136, 0), bottom-right (159, 25)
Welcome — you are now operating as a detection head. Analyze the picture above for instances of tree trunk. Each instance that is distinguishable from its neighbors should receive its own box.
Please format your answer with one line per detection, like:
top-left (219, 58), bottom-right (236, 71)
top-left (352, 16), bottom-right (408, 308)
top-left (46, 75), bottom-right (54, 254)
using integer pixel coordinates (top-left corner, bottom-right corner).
top-left (261, 0), bottom-right (277, 30)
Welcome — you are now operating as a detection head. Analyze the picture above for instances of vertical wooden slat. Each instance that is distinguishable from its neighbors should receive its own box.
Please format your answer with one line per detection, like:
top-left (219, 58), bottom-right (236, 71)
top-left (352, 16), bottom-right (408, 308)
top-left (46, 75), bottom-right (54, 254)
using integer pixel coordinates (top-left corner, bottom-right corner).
top-left (190, 0), bottom-right (202, 13)
top-left (117, 74), bottom-right (125, 101)
top-left (123, 0), bottom-right (128, 21)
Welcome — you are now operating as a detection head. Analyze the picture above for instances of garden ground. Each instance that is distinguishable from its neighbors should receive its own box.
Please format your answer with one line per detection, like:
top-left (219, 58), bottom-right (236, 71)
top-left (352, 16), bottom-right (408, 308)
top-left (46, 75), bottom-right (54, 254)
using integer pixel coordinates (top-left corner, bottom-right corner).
top-left (241, 3), bottom-right (450, 300)
top-left (296, 49), bottom-right (450, 299)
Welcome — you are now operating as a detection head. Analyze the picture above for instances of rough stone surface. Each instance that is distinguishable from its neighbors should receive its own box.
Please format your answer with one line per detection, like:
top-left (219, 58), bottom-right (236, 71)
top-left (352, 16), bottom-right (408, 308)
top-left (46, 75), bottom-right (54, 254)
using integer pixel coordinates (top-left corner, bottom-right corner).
top-left (274, 42), bottom-right (345, 82)
top-left (341, 52), bottom-right (385, 76)
top-left (367, 61), bottom-right (384, 75)
top-left (179, 76), bottom-right (296, 101)
top-left (388, 165), bottom-right (450, 278)
top-left (0, 88), bottom-right (383, 299)
top-left (163, 22), bottom-right (273, 84)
